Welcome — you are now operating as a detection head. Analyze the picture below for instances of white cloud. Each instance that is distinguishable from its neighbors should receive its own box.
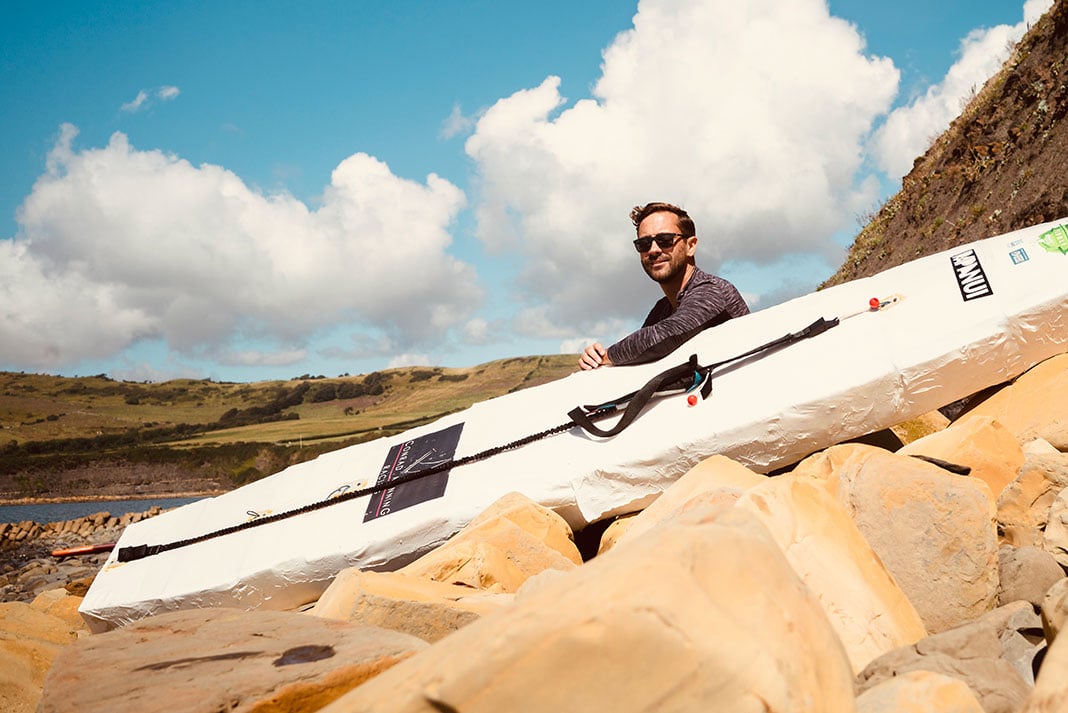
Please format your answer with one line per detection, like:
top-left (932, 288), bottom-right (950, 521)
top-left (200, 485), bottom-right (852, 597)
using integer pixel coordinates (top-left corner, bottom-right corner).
top-left (871, 0), bottom-right (1054, 178)
top-left (319, 333), bottom-right (397, 361)
top-left (108, 358), bottom-right (204, 384)
top-left (465, 0), bottom-right (898, 339)
top-left (440, 103), bottom-right (476, 140)
top-left (0, 237), bottom-right (157, 366)
top-left (220, 349), bottom-right (307, 367)
top-left (1, 124), bottom-right (479, 369)
top-left (1024, 0), bottom-right (1055, 26)
top-left (558, 337), bottom-right (596, 355)
top-left (120, 90), bottom-right (150, 113)
top-left (120, 85), bottom-right (181, 113)
top-left (388, 353), bottom-right (431, 368)
top-left (460, 317), bottom-right (492, 344)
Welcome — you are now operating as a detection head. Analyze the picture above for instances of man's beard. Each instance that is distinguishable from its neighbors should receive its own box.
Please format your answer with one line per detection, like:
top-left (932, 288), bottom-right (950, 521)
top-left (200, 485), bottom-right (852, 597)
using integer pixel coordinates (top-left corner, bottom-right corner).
top-left (643, 254), bottom-right (687, 283)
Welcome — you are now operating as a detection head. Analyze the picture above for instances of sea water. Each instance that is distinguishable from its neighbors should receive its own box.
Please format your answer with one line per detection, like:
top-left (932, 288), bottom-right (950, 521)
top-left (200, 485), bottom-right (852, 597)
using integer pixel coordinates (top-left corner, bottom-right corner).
top-left (0, 497), bottom-right (205, 525)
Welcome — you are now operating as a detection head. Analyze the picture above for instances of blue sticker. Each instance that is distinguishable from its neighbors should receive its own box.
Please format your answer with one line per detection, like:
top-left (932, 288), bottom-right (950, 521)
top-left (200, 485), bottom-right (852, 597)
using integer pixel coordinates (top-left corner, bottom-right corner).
top-left (1009, 248), bottom-right (1029, 265)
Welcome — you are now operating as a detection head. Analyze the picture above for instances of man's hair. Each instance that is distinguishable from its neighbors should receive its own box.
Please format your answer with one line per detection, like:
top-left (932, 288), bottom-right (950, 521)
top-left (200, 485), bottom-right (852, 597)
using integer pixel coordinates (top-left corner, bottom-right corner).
top-left (630, 202), bottom-right (696, 236)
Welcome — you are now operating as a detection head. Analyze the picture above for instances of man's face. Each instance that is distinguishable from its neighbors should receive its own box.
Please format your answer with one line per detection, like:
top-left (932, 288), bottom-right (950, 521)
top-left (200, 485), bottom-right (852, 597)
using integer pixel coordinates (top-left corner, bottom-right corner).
top-left (637, 211), bottom-right (696, 284)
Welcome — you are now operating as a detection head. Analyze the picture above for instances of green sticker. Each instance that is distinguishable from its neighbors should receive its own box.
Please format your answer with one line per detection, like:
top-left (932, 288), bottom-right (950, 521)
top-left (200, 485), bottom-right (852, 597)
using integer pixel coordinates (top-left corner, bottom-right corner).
top-left (1038, 224), bottom-right (1068, 254)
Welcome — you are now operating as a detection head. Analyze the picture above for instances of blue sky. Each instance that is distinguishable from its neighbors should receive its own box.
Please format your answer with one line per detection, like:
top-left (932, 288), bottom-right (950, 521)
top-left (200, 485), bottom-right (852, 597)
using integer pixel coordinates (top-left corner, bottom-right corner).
top-left (0, 0), bottom-right (1053, 382)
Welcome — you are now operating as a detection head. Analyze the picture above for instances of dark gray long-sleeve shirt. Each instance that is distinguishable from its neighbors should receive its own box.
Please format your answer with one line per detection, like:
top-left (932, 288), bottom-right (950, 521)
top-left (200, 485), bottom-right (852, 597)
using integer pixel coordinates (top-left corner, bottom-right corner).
top-left (606, 267), bottom-right (749, 366)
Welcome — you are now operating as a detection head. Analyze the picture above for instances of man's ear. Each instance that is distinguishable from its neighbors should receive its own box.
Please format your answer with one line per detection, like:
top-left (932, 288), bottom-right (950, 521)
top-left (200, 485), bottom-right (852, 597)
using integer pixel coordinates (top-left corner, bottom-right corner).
top-left (685, 236), bottom-right (698, 257)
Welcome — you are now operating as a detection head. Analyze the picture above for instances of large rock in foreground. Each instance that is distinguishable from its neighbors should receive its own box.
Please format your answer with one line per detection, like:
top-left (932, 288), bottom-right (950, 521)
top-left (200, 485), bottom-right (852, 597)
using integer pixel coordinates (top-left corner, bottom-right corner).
top-left (308, 569), bottom-right (509, 643)
top-left (39, 608), bottom-right (427, 713)
top-left (599, 454), bottom-right (765, 553)
top-left (323, 506), bottom-right (857, 713)
top-left (855, 670), bottom-right (984, 713)
top-left (856, 602), bottom-right (1038, 713)
top-left (398, 491), bottom-right (581, 592)
top-left (897, 415), bottom-right (1024, 499)
top-left (1019, 601), bottom-right (1068, 712)
top-left (967, 353), bottom-right (1068, 451)
top-left (734, 476), bottom-right (926, 673)
top-left (794, 443), bottom-right (999, 632)
top-left (0, 592), bottom-right (88, 713)
top-left (997, 452), bottom-right (1068, 548)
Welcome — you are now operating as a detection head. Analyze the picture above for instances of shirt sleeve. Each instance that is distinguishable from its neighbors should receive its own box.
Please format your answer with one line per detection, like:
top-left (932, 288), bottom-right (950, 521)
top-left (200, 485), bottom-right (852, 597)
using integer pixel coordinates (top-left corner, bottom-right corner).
top-left (605, 278), bottom-right (737, 366)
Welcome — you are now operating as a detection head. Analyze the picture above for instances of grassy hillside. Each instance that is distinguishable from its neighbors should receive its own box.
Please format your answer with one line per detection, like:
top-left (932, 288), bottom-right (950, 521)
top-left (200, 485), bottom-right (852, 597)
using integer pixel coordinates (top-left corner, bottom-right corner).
top-left (0, 355), bottom-right (577, 500)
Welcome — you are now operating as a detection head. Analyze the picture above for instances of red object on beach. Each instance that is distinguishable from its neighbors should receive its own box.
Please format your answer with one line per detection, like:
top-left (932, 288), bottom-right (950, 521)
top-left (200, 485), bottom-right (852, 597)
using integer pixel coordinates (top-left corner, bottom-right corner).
top-left (51, 543), bottom-right (116, 559)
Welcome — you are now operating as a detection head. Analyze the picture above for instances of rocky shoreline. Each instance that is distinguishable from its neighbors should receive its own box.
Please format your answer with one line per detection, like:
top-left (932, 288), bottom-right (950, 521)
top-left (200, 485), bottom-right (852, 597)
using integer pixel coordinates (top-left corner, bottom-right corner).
top-left (0, 506), bottom-right (169, 604)
top-left (0, 490), bottom-right (226, 603)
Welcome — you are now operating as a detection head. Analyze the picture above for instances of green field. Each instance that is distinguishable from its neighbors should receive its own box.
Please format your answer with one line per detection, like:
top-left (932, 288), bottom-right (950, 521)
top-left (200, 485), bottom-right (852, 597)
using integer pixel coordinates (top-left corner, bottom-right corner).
top-left (0, 355), bottom-right (578, 499)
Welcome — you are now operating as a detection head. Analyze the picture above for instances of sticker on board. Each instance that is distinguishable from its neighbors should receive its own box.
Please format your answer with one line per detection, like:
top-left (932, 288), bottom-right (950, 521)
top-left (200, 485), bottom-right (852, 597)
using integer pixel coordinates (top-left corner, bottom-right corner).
top-left (364, 423), bottom-right (464, 521)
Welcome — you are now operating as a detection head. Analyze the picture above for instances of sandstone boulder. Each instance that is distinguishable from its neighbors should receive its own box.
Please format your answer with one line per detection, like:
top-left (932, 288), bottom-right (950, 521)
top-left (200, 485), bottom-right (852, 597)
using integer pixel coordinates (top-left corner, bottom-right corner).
top-left (996, 545), bottom-right (1066, 608)
top-left (323, 506), bottom-right (857, 713)
top-left (399, 491), bottom-right (581, 592)
top-left (596, 511), bottom-right (639, 555)
top-left (995, 600), bottom-right (1050, 686)
top-left (1043, 488), bottom-right (1068, 567)
top-left (1020, 608), bottom-right (1068, 713)
top-left (965, 352), bottom-right (1068, 451)
top-left (1023, 438), bottom-right (1061, 456)
top-left (1041, 577), bottom-right (1068, 644)
top-left (0, 599), bottom-right (87, 713)
top-left (29, 589), bottom-right (87, 632)
top-left (308, 569), bottom-right (510, 643)
top-left (599, 489), bottom-right (743, 556)
top-left (39, 607), bottom-right (427, 713)
top-left (855, 670), bottom-right (984, 713)
top-left (510, 567), bottom-right (572, 602)
top-left (897, 415), bottom-right (1024, 499)
top-left (63, 575), bottom-right (95, 598)
top-left (597, 454), bottom-right (764, 554)
top-left (667, 452), bottom-right (769, 493)
top-left (734, 476), bottom-right (926, 673)
top-left (856, 602), bottom-right (1037, 713)
top-left (997, 452), bottom-right (1068, 548)
top-left (794, 443), bottom-right (999, 632)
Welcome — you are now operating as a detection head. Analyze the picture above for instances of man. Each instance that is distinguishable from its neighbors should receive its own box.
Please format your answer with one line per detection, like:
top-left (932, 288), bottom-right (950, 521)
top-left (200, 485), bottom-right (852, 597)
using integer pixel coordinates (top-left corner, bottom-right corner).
top-left (579, 202), bottom-right (749, 369)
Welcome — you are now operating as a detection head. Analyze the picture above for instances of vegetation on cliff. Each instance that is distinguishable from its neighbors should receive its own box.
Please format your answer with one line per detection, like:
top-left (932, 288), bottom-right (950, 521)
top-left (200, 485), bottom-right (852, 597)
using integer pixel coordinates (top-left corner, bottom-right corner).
top-left (825, 1), bottom-right (1068, 286)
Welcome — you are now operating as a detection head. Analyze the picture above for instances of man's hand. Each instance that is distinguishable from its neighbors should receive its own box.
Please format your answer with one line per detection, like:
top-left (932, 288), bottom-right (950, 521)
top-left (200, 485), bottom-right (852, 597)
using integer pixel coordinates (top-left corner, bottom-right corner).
top-left (579, 342), bottom-right (613, 370)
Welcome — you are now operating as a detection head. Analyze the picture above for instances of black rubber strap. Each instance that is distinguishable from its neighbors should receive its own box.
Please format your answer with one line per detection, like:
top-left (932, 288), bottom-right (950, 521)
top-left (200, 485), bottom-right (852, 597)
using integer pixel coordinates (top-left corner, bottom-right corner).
top-left (568, 317), bottom-right (840, 438)
top-left (568, 357), bottom-right (700, 438)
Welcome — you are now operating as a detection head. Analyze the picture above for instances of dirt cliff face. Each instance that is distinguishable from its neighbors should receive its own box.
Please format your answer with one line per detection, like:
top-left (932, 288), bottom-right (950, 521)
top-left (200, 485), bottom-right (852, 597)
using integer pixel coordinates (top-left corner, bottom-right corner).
top-left (825, 0), bottom-right (1068, 287)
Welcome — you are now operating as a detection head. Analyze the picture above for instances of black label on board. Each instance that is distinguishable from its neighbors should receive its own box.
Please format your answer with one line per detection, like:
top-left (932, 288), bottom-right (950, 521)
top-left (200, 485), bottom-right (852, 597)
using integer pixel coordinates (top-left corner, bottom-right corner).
top-left (363, 422), bottom-right (464, 522)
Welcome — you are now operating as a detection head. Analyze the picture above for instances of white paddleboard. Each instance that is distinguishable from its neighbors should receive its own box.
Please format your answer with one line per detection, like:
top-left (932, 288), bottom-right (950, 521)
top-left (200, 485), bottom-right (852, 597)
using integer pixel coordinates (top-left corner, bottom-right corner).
top-left (80, 219), bottom-right (1068, 631)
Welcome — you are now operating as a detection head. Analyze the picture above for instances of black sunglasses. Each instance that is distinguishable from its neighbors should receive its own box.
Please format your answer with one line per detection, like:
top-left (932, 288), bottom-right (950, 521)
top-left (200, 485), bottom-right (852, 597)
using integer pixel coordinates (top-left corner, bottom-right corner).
top-left (633, 232), bottom-right (688, 253)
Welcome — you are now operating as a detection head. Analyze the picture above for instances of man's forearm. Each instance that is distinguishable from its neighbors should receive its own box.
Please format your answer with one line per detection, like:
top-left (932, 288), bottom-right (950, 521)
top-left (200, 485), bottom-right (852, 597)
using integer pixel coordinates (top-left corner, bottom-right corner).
top-left (606, 321), bottom-right (704, 365)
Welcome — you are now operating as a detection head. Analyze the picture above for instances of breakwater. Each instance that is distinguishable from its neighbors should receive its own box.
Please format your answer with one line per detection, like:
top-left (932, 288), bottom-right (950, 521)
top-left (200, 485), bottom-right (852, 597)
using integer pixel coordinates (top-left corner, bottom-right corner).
top-left (0, 507), bottom-right (162, 549)
top-left (0, 506), bottom-right (167, 604)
